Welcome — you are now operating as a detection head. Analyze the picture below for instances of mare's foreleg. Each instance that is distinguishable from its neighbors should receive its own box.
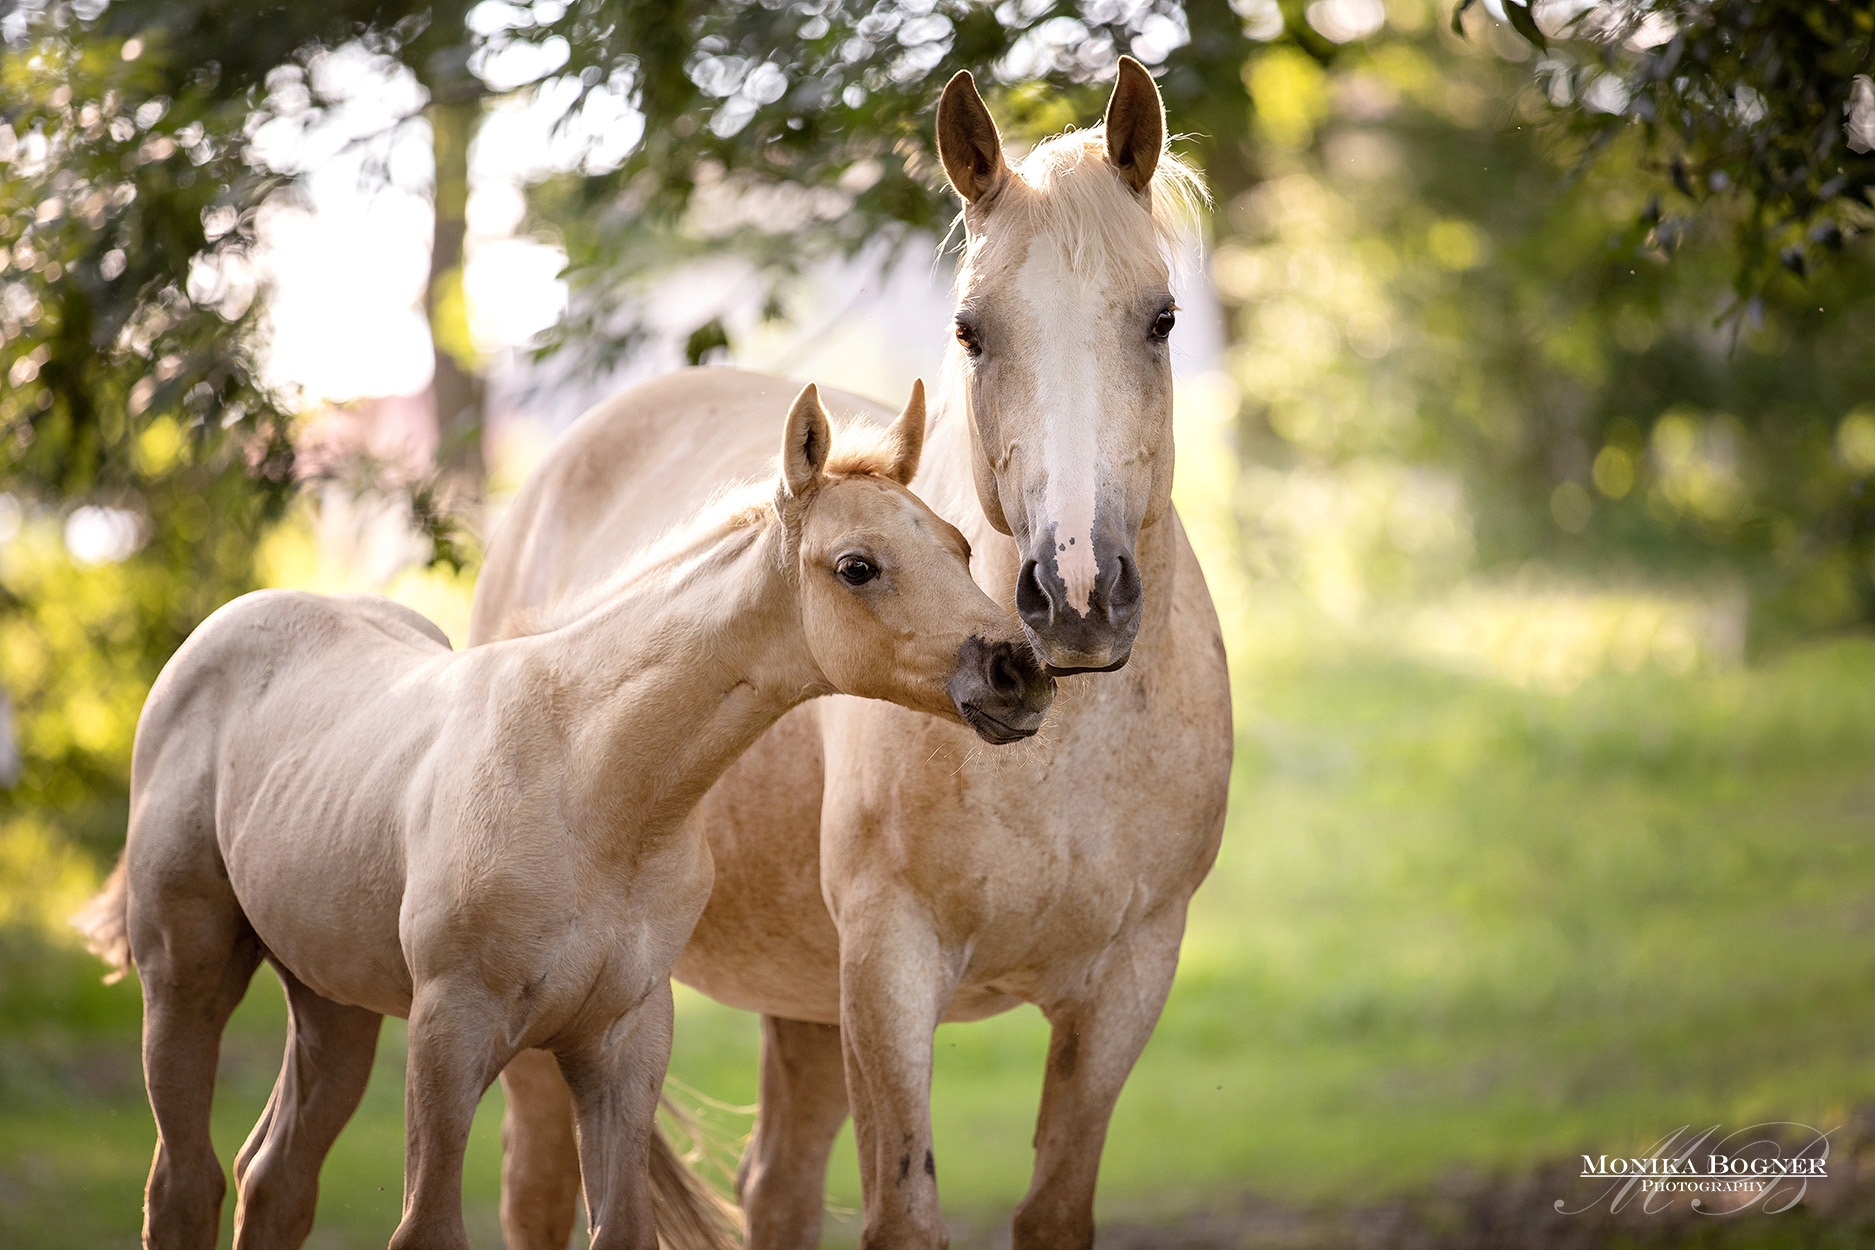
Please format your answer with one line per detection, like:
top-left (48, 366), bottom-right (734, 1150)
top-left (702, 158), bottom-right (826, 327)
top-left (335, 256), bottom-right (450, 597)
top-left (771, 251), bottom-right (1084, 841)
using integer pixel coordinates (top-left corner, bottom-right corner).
top-left (556, 983), bottom-right (674, 1250)
top-left (231, 961), bottom-right (382, 1249)
top-left (391, 979), bottom-right (515, 1250)
top-left (836, 904), bottom-right (952, 1250)
top-left (132, 857), bottom-right (265, 1249)
top-left (1011, 907), bottom-right (1187, 1250)
top-left (739, 1015), bottom-right (849, 1250)
top-left (497, 1047), bottom-right (584, 1250)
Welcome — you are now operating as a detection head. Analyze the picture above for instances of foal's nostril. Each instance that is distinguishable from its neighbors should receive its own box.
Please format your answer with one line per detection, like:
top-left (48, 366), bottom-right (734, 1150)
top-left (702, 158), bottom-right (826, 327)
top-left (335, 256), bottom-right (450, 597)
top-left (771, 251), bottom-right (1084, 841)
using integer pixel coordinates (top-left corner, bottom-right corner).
top-left (987, 646), bottom-right (1025, 701)
top-left (1015, 558), bottom-right (1054, 631)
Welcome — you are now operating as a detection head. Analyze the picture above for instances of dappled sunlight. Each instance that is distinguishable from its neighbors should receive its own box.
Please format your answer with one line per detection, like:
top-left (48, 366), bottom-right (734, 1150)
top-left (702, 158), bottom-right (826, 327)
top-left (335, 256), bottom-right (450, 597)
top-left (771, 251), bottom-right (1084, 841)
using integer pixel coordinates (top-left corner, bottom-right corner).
top-left (0, 816), bottom-right (96, 939)
top-left (1397, 579), bottom-right (1747, 692)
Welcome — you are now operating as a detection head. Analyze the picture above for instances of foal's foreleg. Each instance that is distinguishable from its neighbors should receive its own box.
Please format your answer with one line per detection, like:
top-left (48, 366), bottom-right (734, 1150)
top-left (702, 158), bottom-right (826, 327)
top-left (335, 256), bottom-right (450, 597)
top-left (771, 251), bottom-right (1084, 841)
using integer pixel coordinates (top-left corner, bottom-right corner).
top-left (1011, 908), bottom-right (1187, 1250)
top-left (739, 1015), bottom-right (849, 1250)
top-left (391, 981), bottom-right (516, 1250)
top-left (232, 962), bottom-right (382, 1250)
top-left (556, 984), bottom-right (674, 1250)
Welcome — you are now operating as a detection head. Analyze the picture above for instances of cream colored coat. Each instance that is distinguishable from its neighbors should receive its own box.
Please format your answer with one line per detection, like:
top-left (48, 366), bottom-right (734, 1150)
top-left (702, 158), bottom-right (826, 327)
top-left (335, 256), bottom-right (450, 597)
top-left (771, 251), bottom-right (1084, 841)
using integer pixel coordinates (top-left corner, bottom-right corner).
top-left (478, 60), bottom-right (1233, 1250)
top-left (79, 386), bottom-right (1054, 1250)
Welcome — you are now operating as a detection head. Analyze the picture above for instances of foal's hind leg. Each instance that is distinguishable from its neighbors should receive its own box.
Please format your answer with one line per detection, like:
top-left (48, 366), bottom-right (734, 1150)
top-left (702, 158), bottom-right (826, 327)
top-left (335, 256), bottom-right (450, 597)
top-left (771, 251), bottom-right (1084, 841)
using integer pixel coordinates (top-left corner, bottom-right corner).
top-left (739, 1015), bottom-right (849, 1250)
top-left (231, 961), bottom-right (382, 1249)
top-left (131, 856), bottom-right (264, 1249)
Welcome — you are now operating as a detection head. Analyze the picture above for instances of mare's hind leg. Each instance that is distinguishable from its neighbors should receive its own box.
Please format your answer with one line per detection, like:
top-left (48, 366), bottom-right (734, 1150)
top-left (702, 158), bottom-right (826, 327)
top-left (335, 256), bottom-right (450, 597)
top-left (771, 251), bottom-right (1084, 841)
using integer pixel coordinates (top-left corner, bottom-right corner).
top-left (231, 961), bottom-right (382, 1249)
top-left (497, 1048), bottom-right (584, 1250)
top-left (739, 1015), bottom-right (849, 1250)
top-left (130, 849), bottom-right (264, 1249)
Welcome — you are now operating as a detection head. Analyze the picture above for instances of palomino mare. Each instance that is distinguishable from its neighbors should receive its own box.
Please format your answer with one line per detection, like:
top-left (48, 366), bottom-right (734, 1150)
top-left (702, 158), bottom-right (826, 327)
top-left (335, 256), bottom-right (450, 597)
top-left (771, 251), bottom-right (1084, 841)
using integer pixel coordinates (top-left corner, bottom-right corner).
top-left (478, 58), bottom-right (1233, 1249)
top-left (76, 384), bottom-right (1054, 1250)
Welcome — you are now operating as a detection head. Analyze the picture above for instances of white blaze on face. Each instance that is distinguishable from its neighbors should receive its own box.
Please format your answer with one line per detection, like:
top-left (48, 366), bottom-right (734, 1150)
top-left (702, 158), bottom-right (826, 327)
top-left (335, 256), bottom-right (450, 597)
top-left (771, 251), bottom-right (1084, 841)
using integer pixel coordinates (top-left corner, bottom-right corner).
top-left (1015, 230), bottom-right (1104, 616)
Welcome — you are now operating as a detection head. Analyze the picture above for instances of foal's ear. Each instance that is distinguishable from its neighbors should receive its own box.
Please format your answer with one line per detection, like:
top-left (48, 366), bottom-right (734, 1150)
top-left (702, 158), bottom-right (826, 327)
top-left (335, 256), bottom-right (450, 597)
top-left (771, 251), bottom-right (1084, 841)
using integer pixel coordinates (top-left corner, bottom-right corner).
top-left (883, 378), bottom-right (927, 486)
top-left (1104, 56), bottom-right (1163, 196)
top-left (937, 70), bottom-right (1008, 205)
top-left (781, 383), bottom-right (833, 502)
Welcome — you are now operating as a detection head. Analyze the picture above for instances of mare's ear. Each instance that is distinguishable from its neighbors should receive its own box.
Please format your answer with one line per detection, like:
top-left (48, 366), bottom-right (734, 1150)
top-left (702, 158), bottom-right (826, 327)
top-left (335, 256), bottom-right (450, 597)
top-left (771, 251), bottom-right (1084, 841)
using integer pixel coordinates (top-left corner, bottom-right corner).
top-left (781, 383), bottom-right (833, 503)
top-left (937, 70), bottom-right (1008, 205)
top-left (883, 379), bottom-right (927, 487)
top-left (1104, 56), bottom-right (1163, 196)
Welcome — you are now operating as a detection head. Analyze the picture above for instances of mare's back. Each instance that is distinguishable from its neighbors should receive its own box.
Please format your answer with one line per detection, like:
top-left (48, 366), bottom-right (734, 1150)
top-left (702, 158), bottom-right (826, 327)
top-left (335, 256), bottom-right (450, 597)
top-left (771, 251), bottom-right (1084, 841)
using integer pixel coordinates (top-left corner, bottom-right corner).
top-left (471, 368), bottom-right (891, 642)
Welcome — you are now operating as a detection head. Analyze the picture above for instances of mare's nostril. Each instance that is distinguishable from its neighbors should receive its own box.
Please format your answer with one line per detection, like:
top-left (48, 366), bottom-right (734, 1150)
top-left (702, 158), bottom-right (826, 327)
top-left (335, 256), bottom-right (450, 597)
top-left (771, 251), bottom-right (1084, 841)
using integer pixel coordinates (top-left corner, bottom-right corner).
top-left (1108, 552), bottom-right (1142, 622)
top-left (1015, 558), bottom-right (1055, 631)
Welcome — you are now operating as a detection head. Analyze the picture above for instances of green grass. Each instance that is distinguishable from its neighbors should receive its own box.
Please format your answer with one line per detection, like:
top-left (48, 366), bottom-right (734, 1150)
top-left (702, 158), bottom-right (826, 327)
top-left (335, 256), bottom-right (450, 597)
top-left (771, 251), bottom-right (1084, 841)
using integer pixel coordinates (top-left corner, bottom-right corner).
top-left (6, 637), bottom-right (1875, 1246)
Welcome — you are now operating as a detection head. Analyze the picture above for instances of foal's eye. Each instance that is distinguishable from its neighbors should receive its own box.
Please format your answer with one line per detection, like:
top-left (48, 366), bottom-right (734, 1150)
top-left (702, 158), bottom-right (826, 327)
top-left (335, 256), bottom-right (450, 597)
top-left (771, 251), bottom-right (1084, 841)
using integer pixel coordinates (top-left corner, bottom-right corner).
top-left (1151, 308), bottom-right (1176, 340)
top-left (836, 555), bottom-right (879, 586)
top-left (954, 318), bottom-right (983, 357)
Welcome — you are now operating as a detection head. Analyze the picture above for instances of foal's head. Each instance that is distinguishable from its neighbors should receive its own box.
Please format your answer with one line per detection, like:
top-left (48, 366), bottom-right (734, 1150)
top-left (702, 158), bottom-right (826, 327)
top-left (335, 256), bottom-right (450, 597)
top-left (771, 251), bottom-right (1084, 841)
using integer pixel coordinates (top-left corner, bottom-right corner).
top-left (936, 57), bottom-right (1204, 674)
top-left (778, 382), bottom-right (1054, 744)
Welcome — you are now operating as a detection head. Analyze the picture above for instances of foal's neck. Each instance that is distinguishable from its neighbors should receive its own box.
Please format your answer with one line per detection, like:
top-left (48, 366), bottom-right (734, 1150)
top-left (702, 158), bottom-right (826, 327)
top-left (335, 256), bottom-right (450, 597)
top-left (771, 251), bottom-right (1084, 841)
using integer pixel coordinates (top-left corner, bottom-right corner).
top-left (527, 518), bottom-right (825, 839)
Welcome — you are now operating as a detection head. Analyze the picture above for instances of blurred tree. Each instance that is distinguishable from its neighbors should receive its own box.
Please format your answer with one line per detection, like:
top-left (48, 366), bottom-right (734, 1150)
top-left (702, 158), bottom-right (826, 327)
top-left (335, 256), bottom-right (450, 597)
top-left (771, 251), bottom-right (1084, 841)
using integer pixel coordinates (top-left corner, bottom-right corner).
top-left (1224, 8), bottom-right (1875, 635)
top-left (1467, 0), bottom-right (1875, 298)
top-left (0, 0), bottom-right (462, 870)
top-left (1, 3), bottom-right (299, 862)
top-left (518, 0), bottom-right (1313, 372)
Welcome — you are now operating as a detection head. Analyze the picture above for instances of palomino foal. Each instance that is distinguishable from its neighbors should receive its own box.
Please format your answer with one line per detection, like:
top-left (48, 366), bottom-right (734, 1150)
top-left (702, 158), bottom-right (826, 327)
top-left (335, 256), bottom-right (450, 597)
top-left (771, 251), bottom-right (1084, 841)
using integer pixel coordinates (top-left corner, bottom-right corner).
top-left (77, 382), bottom-right (1054, 1250)
top-left (483, 58), bottom-right (1232, 1250)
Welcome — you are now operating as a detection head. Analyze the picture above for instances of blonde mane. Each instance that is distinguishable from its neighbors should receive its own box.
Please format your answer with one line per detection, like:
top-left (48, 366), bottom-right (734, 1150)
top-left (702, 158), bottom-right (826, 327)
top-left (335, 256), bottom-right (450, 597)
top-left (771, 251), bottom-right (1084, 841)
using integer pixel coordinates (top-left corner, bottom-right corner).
top-left (499, 418), bottom-right (906, 640)
top-left (954, 125), bottom-right (1209, 283)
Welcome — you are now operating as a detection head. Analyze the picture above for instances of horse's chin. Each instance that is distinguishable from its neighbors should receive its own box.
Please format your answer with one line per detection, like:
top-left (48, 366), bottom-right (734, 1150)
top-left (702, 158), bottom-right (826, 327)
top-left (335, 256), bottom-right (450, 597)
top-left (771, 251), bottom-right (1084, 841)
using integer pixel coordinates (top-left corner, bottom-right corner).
top-left (956, 702), bottom-right (1042, 745)
top-left (1042, 653), bottom-right (1131, 677)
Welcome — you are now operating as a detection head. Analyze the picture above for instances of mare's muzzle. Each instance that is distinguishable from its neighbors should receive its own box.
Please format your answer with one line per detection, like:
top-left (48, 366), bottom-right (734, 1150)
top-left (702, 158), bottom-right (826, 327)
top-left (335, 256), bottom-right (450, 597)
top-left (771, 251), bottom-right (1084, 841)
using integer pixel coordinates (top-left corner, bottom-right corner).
top-left (948, 636), bottom-right (1055, 744)
top-left (1014, 522), bottom-right (1143, 674)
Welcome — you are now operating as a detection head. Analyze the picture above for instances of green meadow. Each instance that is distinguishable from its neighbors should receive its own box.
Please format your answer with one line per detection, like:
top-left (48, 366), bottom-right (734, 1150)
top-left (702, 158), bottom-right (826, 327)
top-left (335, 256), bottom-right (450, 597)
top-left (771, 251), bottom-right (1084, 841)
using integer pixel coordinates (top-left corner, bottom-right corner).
top-left (4, 633), bottom-right (1874, 1247)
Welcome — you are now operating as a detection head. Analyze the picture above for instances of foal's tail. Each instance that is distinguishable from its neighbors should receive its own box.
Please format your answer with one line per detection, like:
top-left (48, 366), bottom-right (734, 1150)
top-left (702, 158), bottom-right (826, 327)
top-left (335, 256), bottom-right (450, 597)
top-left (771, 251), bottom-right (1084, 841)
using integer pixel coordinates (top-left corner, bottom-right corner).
top-left (73, 854), bottom-right (133, 984)
top-left (651, 1096), bottom-right (742, 1250)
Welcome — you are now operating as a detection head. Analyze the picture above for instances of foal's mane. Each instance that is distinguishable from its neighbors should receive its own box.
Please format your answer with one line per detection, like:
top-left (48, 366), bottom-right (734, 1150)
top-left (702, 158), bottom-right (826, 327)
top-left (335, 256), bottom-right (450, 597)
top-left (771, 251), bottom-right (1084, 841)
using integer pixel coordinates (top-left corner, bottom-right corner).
top-left (952, 124), bottom-right (1209, 281)
top-left (498, 418), bottom-right (910, 641)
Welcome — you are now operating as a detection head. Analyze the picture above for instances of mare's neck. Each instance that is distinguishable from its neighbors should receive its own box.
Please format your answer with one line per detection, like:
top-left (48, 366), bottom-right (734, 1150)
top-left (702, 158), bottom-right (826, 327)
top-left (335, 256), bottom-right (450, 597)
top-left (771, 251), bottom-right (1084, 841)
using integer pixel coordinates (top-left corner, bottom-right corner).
top-left (527, 520), bottom-right (826, 839)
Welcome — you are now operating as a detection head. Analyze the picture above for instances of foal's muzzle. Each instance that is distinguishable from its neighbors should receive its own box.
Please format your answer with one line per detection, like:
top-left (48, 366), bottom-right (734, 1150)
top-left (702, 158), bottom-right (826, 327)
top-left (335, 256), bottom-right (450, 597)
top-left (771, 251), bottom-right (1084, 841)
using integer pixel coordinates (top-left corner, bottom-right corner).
top-left (1014, 522), bottom-right (1143, 674)
top-left (948, 636), bottom-right (1055, 744)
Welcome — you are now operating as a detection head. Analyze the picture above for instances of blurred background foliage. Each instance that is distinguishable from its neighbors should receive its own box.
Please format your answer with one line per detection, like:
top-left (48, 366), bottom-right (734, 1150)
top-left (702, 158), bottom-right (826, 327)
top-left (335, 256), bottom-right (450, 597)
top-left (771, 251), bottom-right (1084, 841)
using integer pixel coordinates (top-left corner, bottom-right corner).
top-left (4, 0), bottom-right (1875, 1244)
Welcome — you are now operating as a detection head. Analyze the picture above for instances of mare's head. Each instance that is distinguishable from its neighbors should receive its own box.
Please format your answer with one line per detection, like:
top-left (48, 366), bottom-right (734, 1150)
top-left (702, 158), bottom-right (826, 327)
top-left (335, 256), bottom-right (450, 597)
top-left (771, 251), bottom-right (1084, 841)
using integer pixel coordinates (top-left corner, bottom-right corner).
top-left (778, 381), bottom-right (1055, 744)
top-left (937, 56), bottom-right (1204, 673)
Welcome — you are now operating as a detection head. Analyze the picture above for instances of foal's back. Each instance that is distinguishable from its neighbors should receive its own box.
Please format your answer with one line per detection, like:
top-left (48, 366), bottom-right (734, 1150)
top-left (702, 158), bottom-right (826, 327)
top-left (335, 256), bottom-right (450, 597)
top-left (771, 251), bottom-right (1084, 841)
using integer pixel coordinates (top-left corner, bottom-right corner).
top-left (130, 589), bottom-right (466, 1016)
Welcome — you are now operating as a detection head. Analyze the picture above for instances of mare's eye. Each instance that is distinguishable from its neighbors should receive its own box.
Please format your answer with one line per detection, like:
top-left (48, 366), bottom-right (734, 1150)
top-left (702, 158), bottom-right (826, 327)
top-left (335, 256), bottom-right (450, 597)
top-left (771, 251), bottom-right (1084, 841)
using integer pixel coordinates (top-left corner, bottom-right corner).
top-left (836, 555), bottom-right (879, 586)
top-left (955, 318), bottom-right (983, 357)
top-left (1151, 308), bottom-right (1176, 340)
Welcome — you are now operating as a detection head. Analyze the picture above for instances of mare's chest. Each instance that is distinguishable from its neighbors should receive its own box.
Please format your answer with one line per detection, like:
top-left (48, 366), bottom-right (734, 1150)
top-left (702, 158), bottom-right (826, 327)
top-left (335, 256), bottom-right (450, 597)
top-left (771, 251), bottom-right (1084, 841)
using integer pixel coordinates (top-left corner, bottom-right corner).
top-left (821, 651), bottom-right (1226, 972)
